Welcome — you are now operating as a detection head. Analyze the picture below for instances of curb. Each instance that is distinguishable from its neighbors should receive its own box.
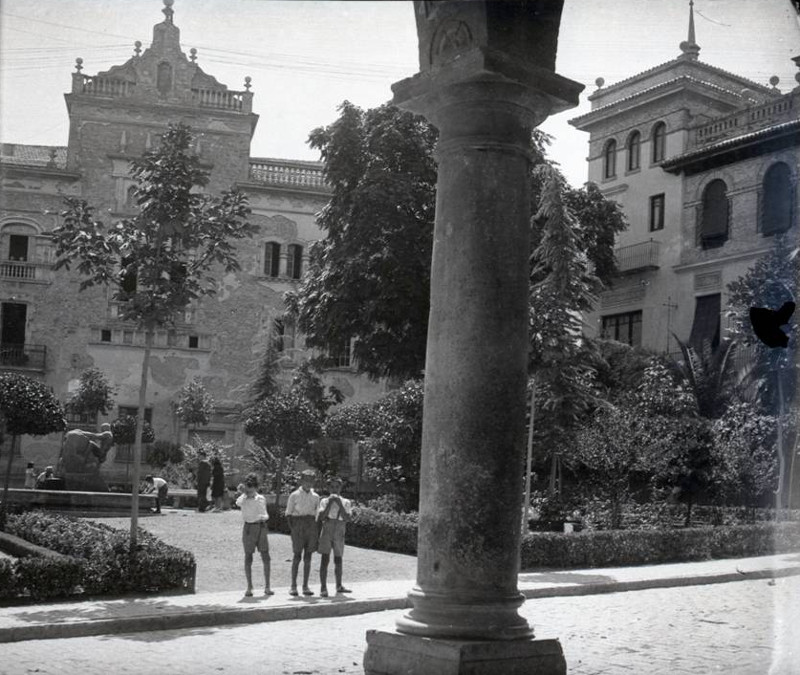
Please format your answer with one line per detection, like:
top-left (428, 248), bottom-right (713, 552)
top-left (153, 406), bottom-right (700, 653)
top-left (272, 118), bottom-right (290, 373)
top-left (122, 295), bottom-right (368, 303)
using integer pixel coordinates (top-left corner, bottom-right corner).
top-left (2, 565), bottom-right (799, 643)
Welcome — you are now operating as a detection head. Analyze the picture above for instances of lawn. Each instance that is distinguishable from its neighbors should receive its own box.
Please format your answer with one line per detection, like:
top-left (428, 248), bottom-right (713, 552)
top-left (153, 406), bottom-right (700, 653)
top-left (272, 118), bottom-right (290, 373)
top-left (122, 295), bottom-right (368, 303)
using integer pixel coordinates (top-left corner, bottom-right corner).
top-left (87, 508), bottom-right (417, 593)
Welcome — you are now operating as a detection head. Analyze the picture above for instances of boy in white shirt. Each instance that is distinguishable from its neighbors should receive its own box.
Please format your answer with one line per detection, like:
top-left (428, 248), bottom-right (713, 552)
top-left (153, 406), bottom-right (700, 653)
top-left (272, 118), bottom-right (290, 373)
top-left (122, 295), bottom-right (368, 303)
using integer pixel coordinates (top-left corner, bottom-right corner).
top-left (316, 477), bottom-right (353, 598)
top-left (235, 473), bottom-right (273, 597)
top-left (143, 475), bottom-right (168, 514)
top-left (286, 469), bottom-right (320, 596)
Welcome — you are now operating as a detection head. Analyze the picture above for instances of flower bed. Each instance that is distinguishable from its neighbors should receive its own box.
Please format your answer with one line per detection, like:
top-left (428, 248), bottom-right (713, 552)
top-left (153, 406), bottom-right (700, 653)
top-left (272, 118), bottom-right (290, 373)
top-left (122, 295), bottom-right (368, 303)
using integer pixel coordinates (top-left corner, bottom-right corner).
top-left (1, 511), bottom-right (195, 601)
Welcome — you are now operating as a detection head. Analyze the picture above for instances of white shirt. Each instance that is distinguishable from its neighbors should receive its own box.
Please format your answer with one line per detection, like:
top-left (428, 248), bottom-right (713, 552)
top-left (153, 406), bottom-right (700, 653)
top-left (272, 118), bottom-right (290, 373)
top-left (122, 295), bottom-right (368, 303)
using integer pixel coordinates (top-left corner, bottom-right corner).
top-left (286, 487), bottom-right (320, 517)
top-left (318, 494), bottom-right (352, 521)
top-left (236, 492), bottom-right (269, 523)
top-left (151, 477), bottom-right (167, 491)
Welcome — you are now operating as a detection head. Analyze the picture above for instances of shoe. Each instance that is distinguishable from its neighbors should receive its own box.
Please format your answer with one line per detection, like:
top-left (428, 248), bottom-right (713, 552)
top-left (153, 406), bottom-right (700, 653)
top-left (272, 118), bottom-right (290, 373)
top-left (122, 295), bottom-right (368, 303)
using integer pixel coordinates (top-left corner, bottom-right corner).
top-left (244, 589), bottom-right (253, 597)
top-left (320, 588), bottom-right (329, 598)
top-left (289, 588), bottom-right (299, 596)
top-left (264, 589), bottom-right (275, 596)
top-left (336, 586), bottom-right (352, 594)
top-left (302, 588), bottom-right (314, 596)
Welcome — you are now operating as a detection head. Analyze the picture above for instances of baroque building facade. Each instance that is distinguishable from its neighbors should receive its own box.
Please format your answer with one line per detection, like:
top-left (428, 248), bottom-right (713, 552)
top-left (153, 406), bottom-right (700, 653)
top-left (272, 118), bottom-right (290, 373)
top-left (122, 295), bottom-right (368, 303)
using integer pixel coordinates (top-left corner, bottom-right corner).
top-left (570, 4), bottom-right (800, 361)
top-left (0, 3), bottom-right (386, 487)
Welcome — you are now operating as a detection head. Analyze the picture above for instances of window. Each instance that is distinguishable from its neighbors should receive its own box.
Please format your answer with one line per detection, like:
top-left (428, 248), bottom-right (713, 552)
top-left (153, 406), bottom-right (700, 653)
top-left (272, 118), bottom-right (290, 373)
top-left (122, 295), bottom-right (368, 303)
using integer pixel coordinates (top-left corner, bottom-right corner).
top-left (649, 194), bottom-right (665, 231)
top-left (167, 330), bottom-right (178, 347)
top-left (188, 335), bottom-right (199, 349)
top-left (272, 317), bottom-right (297, 352)
top-left (652, 122), bottom-right (666, 163)
top-left (626, 131), bottom-right (641, 172)
top-left (100, 329), bottom-right (112, 342)
top-left (601, 311), bottom-right (642, 347)
top-left (156, 62), bottom-right (173, 96)
top-left (120, 256), bottom-right (137, 294)
top-left (123, 330), bottom-right (134, 344)
top-left (324, 339), bottom-right (353, 369)
top-left (603, 139), bottom-right (617, 179)
top-left (118, 406), bottom-right (152, 424)
top-left (699, 179), bottom-right (729, 248)
top-left (264, 242), bottom-right (281, 278)
top-left (761, 162), bottom-right (794, 236)
top-left (286, 244), bottom-right (303, 280)
top-left (689, 294), bottom-right (721, 352)
top-left (8, 234), bottom-right (28, 262)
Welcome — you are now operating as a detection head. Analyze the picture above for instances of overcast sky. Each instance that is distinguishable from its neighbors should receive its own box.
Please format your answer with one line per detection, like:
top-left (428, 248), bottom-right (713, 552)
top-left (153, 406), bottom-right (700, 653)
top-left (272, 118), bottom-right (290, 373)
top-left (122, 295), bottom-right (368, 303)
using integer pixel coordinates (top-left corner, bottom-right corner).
top-left (1, 0), bottom-right (799, 187)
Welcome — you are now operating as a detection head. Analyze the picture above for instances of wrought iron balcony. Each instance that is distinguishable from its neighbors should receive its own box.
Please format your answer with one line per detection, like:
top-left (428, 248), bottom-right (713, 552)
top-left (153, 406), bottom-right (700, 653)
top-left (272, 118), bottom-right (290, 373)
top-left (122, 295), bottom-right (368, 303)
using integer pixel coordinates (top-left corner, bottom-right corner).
top-left (0, 343), bottom-right (46, 371)
top-left (615, 239), bottom-right (660, 275)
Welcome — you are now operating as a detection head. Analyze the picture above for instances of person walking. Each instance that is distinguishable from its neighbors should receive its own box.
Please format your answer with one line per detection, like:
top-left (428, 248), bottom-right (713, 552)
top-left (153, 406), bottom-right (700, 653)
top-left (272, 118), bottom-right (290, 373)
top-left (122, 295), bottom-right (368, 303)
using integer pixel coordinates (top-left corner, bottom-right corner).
top-left (196, 449), bottom-right (211, 513)
top-left (24, 462), bottom-right (36, 489)
top-left (235, 473), bottom-right (273, 597)
top-left (143, 474), bottom-right (168, 514)
top-left (316, 477), bottom-right (352, 598)
top-left (210, 455), bottom-right (225, 512)
top-left (286, 469), bottom-right (320, 596)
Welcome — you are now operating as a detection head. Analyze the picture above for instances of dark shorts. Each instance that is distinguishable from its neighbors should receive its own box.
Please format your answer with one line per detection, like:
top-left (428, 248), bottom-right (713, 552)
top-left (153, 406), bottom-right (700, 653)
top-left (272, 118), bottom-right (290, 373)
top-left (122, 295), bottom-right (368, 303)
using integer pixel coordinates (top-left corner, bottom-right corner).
top-left (157, 484), bottom-right (168, 500)
top-left (242, 521), bottom-right (270, 555)
top-left (290, 516), bottom-right (317, 555)
top-left (317, 519), bottom-right (346, 557)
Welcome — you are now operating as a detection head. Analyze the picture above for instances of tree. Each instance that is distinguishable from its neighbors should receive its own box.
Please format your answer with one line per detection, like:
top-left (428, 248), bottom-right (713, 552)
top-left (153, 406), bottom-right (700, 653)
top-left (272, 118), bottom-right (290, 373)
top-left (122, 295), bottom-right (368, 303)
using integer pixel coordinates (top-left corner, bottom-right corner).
top-left (249, 341), bottom-right (281, 404)
top-left (671, 336), bottom-right (742, 419)
top-left (288, 103), bottom-right (627, 381)
top-left (52, 123), bottom-right (255, 546)
top-left (68, 367), bottom-right (116, 429)
top-left (0, 373), bottom-right (66, 529)
top-left (172, 378), bottom-right (215, 434)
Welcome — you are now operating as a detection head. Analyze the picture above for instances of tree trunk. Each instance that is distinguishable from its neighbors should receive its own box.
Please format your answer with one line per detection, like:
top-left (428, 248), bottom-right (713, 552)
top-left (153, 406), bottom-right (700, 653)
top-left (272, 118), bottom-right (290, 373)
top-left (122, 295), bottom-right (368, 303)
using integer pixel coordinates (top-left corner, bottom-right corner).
top-left (548, 452), bottom-right (560, 497)
top-left (523, 378), bottom-right (536, 532)
top-left (130, 326), bottom-right (154, 549)
top-left (775, 372), bottom-right (786, 520)
top-left (684, 498), bottom-right (693, 528)
top-left (0, 435), bottom-right (17, 530)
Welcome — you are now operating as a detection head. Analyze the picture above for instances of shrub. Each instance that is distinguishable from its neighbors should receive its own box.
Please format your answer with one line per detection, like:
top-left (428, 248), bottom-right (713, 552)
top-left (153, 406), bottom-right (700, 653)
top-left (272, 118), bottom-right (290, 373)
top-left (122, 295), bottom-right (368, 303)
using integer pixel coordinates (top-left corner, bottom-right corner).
top-left (345, 508), bottom-right (418, 554)
top-left (365, 493), bottom-right (409, 514)
top-left (5, 511), bottom-right (195, 597)
top-left (148, 440), bottom-right (184, 468)
top-left (520, 522), bottom-right (800, 570)
top-left (13, 556), bottom-right (85, 600)
top-left (0, 559), bottom-right (16, 599)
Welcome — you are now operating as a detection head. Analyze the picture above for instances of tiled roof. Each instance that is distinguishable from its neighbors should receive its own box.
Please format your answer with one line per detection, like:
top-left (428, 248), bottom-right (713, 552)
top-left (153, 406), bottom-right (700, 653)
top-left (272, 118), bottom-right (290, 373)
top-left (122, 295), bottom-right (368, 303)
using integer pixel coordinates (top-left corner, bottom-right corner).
top-left (0, 144), bottom-right (67, 169)
top-left (661, 119), bottom-right (800, 169)
top-left (571, 75), bottom-right (744, 124)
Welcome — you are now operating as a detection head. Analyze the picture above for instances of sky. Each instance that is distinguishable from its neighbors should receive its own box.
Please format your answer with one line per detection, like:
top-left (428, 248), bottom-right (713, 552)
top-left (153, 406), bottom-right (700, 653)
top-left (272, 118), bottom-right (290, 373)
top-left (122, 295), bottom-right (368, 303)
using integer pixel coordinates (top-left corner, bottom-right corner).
top-left (1, 0), bottom-right (799, 188)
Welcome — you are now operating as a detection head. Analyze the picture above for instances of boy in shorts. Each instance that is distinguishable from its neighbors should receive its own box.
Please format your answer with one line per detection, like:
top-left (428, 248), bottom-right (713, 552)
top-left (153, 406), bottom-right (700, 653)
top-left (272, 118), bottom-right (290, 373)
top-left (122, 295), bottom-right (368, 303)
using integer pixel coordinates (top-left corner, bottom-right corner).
top-left (316, 477), bottom-right (352, 597)
top-left (286, 469), bottom-right (320, 596)
top-left (235, 473), bottom-right (273, 597)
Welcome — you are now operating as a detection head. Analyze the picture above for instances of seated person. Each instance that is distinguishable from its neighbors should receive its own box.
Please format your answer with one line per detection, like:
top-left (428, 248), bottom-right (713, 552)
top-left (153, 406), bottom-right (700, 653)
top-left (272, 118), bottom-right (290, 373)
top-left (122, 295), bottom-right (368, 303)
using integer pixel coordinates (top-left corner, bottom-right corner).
top-left (35, 466), bottom-right (54, 489)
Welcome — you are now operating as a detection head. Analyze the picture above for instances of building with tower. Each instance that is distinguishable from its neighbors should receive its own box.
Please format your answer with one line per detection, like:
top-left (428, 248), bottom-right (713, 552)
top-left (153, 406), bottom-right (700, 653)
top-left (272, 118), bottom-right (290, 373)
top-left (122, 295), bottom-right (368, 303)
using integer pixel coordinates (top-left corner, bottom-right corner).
top-left (570, 1), bottom-right (800, 358)
top-left (0, 1), bottom-right (386, 487)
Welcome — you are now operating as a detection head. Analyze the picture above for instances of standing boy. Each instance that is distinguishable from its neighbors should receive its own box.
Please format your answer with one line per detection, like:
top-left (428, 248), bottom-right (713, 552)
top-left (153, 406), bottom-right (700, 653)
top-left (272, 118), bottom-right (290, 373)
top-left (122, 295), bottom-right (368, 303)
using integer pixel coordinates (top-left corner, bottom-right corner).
top-left (196, 450), bottom-right (211, 512)
top-left (285, 469), bottom-right (320, 596)
top-left (235, 473), bottom-right (273, 597)
top-left (316, 477), bottom-right (352, 598)
top-left (143, 475), bottom-right (169, 514)
top-left (24, 462), bottom-right (36, 489)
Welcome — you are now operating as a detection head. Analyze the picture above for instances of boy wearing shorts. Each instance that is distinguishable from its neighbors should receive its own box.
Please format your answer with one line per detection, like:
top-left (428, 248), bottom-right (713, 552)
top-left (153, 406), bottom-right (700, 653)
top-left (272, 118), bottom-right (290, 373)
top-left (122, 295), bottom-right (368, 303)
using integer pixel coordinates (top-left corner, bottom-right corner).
top-left (286, 469), bottom-right (320, 596)
top-left (316, 477), bottom-right (352, 598)
top-left (235, 473), bottom-right (273, 597)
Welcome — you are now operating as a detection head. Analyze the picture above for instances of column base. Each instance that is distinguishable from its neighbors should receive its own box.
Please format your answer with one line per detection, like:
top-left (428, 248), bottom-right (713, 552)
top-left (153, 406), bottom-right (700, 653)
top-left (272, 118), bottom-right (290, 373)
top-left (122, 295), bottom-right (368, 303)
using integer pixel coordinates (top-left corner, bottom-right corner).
top-left (364, 629), bottom-right (566, 675)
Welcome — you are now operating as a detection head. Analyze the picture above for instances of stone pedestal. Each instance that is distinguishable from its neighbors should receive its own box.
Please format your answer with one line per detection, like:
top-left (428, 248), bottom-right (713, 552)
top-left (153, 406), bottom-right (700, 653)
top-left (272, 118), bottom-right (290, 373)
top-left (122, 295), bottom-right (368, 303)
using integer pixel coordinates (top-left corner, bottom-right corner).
top-left (364, 2), bottom-right (582, 673)
top-left (364, 630), bottom-right (566, 675)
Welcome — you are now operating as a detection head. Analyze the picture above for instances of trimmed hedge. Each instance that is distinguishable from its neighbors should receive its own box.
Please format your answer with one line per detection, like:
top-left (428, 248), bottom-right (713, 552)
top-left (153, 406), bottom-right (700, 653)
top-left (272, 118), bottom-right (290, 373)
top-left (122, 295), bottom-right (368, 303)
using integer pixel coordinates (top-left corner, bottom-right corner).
top-left (346, 508), bottom-right (418, 554)
top-left (520, 522), bottom-right (800, 570)
top-left (3, 511), bottom-right (195, 600)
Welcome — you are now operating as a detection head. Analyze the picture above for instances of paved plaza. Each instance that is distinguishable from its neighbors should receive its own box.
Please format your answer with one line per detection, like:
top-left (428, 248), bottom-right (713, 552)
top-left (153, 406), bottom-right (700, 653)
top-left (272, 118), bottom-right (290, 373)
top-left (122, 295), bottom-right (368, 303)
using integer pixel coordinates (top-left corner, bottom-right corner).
top-left (2, 576), bottom-right (798, 675)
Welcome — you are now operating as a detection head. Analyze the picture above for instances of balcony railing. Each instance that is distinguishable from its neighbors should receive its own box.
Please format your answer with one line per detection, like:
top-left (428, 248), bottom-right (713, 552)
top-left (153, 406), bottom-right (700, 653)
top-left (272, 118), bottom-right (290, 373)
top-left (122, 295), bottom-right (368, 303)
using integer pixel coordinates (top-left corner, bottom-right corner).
top-left (191, 87), bottom-right (252, 113)
top-left (0, 343), bottom-right (46, 371)
top-left (74, 74), bottom-right (134, 98)
top-left (0, 260), bottom-right (51, 283)
top-left (249, 160), bottom-right (328, 190)
top-left (615, 240), bottom-right (660, 274)
top-left (694, 94), bottom-right (794, 147)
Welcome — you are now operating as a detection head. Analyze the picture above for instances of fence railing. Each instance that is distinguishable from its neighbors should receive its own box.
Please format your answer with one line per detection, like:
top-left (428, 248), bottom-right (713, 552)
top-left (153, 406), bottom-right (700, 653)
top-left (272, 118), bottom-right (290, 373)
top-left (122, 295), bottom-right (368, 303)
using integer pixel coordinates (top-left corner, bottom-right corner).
top-left (0, 343), bottom-right (46, 371)
top-left (249, 160), bottom-right (328, 190)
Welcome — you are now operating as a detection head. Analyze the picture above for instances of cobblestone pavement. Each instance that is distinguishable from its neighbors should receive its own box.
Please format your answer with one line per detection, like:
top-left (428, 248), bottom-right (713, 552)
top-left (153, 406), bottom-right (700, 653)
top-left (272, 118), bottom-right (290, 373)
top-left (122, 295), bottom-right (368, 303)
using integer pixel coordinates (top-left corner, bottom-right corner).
top-left (2, 577), bottom-right (798, 675)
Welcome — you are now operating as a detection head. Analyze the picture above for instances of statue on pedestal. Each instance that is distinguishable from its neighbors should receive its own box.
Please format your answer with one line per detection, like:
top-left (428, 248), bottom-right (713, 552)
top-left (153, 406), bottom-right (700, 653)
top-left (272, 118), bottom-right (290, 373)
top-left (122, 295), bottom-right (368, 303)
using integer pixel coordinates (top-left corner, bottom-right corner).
top-left (58, 423), bottom-right (115, 492)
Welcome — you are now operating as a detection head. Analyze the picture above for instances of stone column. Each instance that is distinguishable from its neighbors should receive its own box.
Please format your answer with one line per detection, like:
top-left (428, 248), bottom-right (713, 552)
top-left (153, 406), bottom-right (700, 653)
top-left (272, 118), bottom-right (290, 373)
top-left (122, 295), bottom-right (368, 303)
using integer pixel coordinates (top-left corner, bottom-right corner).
top-left (364, 2), bottom-right (582, 673)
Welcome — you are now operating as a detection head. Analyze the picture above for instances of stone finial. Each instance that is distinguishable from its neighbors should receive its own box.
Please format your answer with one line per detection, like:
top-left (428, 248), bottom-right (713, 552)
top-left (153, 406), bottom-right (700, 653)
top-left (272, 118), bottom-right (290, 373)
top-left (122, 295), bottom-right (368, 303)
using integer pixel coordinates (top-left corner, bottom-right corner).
top-left (162, 0), bottom-right (174, 24)
top-left (75, 57), bottom-right (83, 72)
top-left (679, 0), bottom-right (701, 61)
top-left (134, 40), bottom-right (142, 57)
top-left (595, 77), bottom-right (605, 89)
top-left (244, 76), bottom-right (252, 91)
top-left (189, 47), bottom-right (197, 63)
top-left (46, 148), bottom-right (57, 168)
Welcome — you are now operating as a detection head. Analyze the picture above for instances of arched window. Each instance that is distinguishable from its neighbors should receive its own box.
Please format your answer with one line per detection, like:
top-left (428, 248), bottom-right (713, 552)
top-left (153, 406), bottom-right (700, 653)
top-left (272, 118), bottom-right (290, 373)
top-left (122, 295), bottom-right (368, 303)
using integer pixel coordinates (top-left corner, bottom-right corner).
top-left (286, 244), bottom-right (303, 280)
top-left (761, 162), bottom-right (795, 236)
top-left (652, 122), bottom-right (667, 163)
top-left (603, 139), bottom-right (617, 179)
top-left (699, 179), bottom-right (729, 248)
top-left (264, 242), bottom-right (281, 278)
top-left (626, 131), bottom-right (641, 172)
top-left (157, 62), bottom-right (173, 96)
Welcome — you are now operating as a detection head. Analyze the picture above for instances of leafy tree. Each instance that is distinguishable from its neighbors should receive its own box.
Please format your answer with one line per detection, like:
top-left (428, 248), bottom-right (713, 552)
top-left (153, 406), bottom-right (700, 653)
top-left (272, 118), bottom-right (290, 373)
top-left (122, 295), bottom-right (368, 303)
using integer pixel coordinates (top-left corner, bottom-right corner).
top-left (172, 378), bottom-right (215, 433)
top-left (288, 102), bottom-right (627, 381)
top-left (324, 400), bottom-right (379, 442)
top-left (290, 361), bottom-right (343, 417)
top-left (52, 123), bottom-right (254, 545)
top-left (249, 341), bottom-right (281, 404)
top-left (0, 373), bottom-right (66, 529)
top-left (671, 336), bottom-right (742, 419)
top-left (147, 440), bottom-right (184, 468)
top-left (68, 368), bottom-right (117, 429)
top-left (110, 415), bottom-right (156, 446)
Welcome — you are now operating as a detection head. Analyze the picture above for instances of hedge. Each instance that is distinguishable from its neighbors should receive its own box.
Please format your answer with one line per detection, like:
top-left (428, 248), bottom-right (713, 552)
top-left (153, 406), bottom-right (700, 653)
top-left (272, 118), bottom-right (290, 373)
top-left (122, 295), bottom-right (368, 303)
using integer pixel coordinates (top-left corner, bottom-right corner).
top-left (2, 511), bottom-right (195, 600)
top-left (520, 522), bottom-right (800, 570)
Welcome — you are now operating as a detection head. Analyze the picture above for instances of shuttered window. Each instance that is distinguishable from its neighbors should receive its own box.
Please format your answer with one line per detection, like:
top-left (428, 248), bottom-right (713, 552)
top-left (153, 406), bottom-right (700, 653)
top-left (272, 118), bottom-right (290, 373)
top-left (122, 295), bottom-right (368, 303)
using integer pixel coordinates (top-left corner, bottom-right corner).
top-left (689, 294), bottom-right (721, 352)
top-left (264, 242), bottom-right (281, 277)
top-left (761, 162), bottom-right (795, 236)
top-left (699, 180), bottom-right (729, 248)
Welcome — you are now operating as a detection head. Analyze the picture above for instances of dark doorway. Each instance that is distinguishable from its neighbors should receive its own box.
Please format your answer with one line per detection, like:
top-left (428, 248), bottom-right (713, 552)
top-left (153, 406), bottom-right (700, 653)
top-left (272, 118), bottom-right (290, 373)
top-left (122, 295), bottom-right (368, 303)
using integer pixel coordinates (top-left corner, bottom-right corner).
top-left (1, 303), bottom-right (27, 345)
